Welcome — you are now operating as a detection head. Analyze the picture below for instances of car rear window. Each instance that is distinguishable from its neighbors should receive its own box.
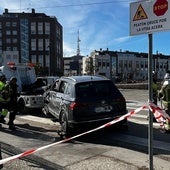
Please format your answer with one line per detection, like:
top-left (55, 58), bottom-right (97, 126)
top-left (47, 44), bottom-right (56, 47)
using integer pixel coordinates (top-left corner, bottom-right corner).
top-left (75, 81), bottom-right (122, 99)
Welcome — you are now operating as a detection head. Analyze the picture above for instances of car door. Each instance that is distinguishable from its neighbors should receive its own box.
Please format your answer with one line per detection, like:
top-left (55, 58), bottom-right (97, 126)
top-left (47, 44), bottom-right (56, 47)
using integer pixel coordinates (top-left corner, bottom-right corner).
top-left (47, 80), bottom-right (60, 116)
top-left (54, 81), bottom-right (69, 114)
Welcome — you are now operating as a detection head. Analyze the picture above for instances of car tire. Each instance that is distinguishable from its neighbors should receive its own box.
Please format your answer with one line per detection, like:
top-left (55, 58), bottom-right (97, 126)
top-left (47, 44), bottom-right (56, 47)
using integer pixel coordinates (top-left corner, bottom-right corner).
top-left (59, 111), bottom-right (71, 139)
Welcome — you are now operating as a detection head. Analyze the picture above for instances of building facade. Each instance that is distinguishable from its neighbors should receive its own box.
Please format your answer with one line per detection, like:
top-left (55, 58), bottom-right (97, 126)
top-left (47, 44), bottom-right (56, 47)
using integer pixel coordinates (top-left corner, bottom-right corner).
top-left (0, 8), bottom-right (63, 76)
top-left (64, 55), bottom-right (84, 76)
top-left (82, 49), bottom-right (170, 82)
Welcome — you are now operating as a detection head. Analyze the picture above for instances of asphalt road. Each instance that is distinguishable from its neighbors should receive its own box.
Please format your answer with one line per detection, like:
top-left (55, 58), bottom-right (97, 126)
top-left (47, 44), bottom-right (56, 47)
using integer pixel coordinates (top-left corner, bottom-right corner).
top-left (0, 89), bottom-right (170, 170)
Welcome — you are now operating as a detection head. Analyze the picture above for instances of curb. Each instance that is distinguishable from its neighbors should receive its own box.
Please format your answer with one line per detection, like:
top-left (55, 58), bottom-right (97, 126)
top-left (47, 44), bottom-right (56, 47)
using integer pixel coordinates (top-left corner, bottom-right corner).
top-left (0, 141), bottom-right (63, 170)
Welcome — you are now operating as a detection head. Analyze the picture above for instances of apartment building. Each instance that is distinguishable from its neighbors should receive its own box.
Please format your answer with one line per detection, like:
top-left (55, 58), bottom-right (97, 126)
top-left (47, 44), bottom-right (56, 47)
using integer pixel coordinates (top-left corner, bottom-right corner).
top-left (82, 49), bottom-right (170, 82)
top-left (64, 55), bottom-right (84, 76)
top-left (0, 8), bottom-right (63, 76)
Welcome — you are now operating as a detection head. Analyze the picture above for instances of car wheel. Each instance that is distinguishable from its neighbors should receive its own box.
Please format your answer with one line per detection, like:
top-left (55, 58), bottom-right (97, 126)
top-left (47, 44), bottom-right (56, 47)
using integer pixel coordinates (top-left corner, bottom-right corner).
top-left (59, 111), bottom-right (70, 139)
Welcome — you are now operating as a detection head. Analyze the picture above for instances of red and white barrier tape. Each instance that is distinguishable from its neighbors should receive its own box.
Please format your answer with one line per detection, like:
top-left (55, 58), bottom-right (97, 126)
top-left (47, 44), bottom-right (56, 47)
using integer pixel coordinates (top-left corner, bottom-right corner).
top-left (149, 101), bottom-right (170, 129)
top-left (0, 103), bottom-right (168, 165)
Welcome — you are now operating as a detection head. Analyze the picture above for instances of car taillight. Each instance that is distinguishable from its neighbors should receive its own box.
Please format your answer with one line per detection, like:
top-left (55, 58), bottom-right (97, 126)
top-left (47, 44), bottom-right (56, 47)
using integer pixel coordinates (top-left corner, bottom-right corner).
top-left (113, 97), bottom-right (125, 102)
top-left (69, 102), bottom-right (87, 110)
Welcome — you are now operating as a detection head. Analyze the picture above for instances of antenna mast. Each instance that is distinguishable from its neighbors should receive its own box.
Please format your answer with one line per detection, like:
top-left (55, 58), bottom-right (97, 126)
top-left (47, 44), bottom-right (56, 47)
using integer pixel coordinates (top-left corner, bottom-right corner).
top-left (77, 30), bottom-right (81, 56)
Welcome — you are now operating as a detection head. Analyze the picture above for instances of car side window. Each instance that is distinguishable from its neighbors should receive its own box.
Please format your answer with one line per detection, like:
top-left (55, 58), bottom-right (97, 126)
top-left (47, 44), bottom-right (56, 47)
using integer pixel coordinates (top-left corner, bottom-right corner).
top-left (59, 81), bottom-right (67, 93)
top-left (64, 83), bottom-right (72, 96)
top-left (42, 79), bottom-right (47, 86)
top-left (52, 80), bottom-right (59, 91)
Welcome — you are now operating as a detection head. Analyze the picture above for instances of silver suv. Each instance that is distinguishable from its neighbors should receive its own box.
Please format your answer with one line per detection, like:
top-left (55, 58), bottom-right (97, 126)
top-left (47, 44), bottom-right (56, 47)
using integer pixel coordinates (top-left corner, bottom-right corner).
top-left (42, 75), bottom-right (127, 138)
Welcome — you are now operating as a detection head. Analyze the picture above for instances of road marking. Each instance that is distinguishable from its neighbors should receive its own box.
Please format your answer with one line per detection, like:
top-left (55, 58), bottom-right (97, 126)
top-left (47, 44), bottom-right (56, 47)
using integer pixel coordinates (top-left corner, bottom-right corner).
top-left (18, 115), bottom-right (57, 125)
top-left (112, 133), bottom-right (170, 152)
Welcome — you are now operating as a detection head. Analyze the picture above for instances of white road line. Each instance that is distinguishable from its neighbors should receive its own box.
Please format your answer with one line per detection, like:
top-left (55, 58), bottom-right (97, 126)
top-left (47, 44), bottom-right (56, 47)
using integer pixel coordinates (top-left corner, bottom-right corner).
top-left (18, 115), bottom-right (57, 125)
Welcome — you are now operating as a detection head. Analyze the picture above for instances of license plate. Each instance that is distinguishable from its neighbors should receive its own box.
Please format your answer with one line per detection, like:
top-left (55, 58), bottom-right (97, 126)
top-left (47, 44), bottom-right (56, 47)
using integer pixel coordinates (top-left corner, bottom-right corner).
top-left (95, 106), bottom-right (112, 113)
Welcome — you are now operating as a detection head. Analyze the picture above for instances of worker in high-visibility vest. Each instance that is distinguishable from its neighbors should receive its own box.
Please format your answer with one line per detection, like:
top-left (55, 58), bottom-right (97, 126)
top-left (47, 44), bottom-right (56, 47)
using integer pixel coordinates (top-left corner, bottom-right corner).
top-left (159, 79), bottom-right (170, 132)
top-left (5, 77), bottom-right (19, 130)
top-left (0, 75), bottom-right (10, 124)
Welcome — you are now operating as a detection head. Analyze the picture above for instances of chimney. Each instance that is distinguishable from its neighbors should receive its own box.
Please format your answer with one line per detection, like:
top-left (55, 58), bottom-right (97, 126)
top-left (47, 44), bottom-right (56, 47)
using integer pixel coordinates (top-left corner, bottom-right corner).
top-left (32, 8), bottom-right (35, 13)
top-left (5, 9), bottom-right (8, 14)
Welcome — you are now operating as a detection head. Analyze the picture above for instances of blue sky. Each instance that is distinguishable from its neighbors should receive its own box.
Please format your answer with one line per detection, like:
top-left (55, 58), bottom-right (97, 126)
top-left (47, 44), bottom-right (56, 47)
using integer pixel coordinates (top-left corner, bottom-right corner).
top-left (0, 0), bottom-right (170, 57)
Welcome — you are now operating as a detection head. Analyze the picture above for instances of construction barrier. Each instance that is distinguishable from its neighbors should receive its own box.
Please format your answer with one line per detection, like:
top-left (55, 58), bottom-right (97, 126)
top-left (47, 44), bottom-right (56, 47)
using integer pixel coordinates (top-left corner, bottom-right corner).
top-left (0, 101), bottom-right (170, 165)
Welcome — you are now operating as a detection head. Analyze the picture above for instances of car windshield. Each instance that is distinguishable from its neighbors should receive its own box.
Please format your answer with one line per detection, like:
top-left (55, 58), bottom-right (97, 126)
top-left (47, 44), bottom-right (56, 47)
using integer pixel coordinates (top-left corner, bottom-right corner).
top-left (76, 81), bottom-right (122, 99)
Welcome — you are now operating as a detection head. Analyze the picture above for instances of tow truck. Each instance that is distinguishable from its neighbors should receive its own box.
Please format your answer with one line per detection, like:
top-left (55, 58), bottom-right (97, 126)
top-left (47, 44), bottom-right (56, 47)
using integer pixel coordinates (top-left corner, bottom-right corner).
top-left (0, 62), bottom-right (44, 113)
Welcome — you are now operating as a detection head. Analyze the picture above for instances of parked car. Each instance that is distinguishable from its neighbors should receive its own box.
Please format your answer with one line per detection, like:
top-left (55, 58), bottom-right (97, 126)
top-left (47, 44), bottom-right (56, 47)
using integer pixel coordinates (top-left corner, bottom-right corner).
top-left (37, 76), bottom-right (59, 87)
top-left (42, 75), bottom-right (128, 138)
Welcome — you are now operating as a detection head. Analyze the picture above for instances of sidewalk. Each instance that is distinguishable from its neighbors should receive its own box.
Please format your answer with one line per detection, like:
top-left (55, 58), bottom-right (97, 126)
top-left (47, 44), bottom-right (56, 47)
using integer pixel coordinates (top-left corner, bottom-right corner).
top-left (0, 120), bottom-right (170, 170)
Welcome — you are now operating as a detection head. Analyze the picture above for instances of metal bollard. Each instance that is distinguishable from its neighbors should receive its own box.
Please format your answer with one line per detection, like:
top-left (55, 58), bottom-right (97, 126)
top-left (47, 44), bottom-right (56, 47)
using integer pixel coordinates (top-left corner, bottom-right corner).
top-left (0, 144), bottom-right (3, 169)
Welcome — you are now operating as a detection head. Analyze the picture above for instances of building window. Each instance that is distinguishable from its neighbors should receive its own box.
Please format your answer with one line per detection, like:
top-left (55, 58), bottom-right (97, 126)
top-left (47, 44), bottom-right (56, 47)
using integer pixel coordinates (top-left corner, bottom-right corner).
top-left (38, 22), bottom-right (43, 34)
top-left (136, 61), bottom-right (139, 69)
top-left (31, 22), bottom-right (36, 34)
top-left (45, 55), bottom-right (50, 67)
top-left (102, 60), bottom-right (106, 67)
top-left (31, 55), bottom-right (36, 64)
top-left (6, 30), bottom-right (11, 35)
top-left (6, 46), bottom-right (11, 51)
top-left (31, 39), bottom-right (36, 51)
top-left (56, 25), bottom-right (60, 36)
top-left (38, 39), bottom-right (43, 51)
top-left (107, 62), bottom-right (110, 69)
top-left (13, 47), bottom-right (18, 51)
top-left (12, 38), bottom-right (17, 43)
top-left (38, 55), bottom-right (43, 65)
top-left (0, 40), bottom-right (2, 46)
top-left (45, 39), bottom-right (50, 51)
top-left (124, 60), bottom-right (127, 68)
top-left (12, 22), bottom-right (17, 27)
top-left (0, 22), bottom-right (2, 29)
top-left (6, 22), bottom-right (11, 27)
top-left (45, 22), bottom-right (50, 34)
top-left (13, 54), bottom-right (18, 60)
top-left (6, 38), bottom-right (11, 43)
top-left (12, 30), bottom-right (17, 35)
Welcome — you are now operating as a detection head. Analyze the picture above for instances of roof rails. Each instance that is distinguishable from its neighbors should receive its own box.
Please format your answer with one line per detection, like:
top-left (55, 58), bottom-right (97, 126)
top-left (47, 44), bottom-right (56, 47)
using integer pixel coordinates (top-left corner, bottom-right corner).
top-left (61, 76), bottom-right (77, 82)
top-left (93, 75), bottom-right (108, 79)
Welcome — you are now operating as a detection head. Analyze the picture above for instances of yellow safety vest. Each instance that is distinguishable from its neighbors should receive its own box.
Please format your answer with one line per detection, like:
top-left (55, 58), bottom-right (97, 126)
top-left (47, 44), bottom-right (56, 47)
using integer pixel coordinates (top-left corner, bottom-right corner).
top-left (161, 84), bottom-right (170, 113)
top-left (0, 81), bottom-right (10, 103)
top-left (0, 81), bottom-right (5, 91)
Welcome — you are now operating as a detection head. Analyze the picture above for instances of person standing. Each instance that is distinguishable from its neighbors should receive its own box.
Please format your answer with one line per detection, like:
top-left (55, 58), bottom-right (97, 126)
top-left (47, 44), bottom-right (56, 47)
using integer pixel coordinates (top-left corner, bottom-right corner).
top-left (159, 79), bottom-right (170, 132)
top-left (5, 77), bottom-right (19, 130)
top-left (0, 75), bottom-right (10, 124)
